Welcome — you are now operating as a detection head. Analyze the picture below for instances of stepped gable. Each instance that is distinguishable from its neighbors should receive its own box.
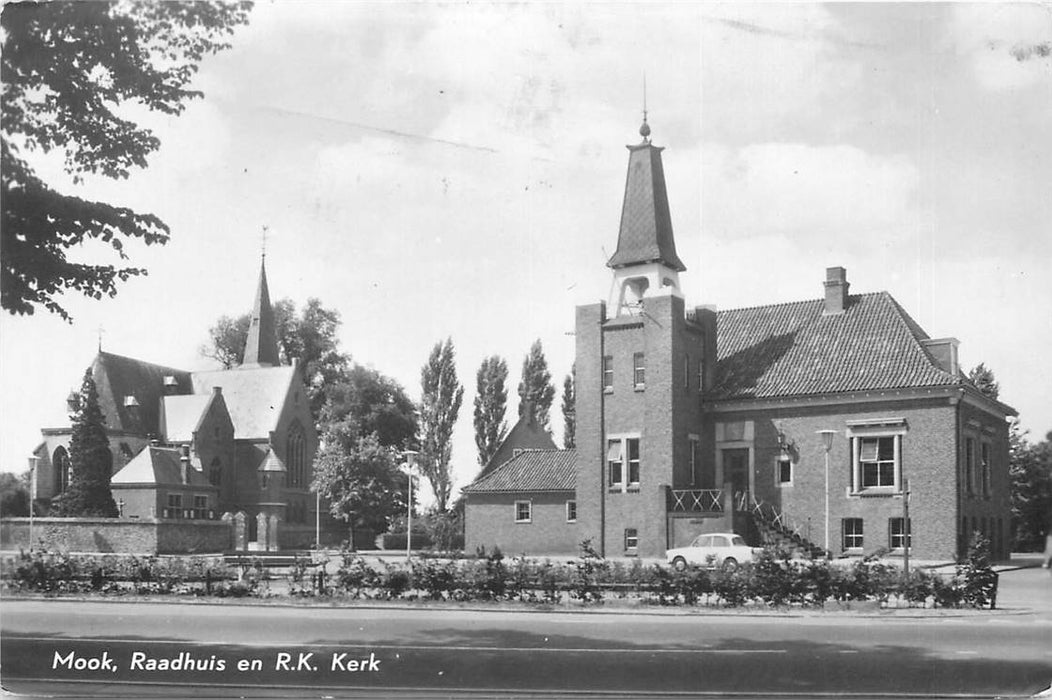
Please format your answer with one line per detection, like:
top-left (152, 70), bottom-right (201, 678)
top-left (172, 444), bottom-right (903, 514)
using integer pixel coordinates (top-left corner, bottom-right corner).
top-left (464, 449), bottom-right (577, 493)
top-left (712, 291), bottom-right (959, 400)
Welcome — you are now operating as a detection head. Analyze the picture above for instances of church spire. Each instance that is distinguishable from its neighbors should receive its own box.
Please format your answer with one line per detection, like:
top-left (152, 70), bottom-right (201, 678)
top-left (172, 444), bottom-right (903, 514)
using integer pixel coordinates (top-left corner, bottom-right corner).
top-left (242, 257), bottom-right (280, 368)
top-left (606, 117), bottom-right (687, 316)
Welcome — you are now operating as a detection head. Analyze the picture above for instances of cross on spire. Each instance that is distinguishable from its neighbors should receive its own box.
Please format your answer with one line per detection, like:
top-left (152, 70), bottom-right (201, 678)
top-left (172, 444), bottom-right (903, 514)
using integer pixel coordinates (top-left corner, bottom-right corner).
top-left (261, 224), bottom-right (270, 260)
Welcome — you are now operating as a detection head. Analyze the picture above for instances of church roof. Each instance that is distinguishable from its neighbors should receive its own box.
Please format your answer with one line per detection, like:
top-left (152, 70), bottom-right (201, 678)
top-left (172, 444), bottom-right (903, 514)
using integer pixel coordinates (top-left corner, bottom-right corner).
top-left (91, 352), bottom-right (192, 436)
top-left (606, 139), bottom-right (686, 272)
top-left (190, 365), bottom-right (296, 440)
top-left (711, 292), bottom-right (960, 400)
top-left (160, 394), bottom-right (215, 443)
top-left (258, 447), bottom-right (286, 472)
top-left (464, 449), bottom-right (576, 493)
top-left (112, 446), bottom-right (212, 487)
top-left (242, 259), bottom-right (281, 367)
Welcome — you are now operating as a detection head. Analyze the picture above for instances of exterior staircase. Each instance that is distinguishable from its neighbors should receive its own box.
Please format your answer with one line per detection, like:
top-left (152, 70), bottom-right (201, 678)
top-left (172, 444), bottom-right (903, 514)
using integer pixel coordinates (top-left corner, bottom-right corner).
top-left (735, 492), bottom-right (829, 559)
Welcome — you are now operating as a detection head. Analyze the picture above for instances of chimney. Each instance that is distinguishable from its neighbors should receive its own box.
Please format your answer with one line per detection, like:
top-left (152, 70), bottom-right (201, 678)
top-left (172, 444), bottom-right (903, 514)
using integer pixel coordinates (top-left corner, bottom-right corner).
top-left (163, 376), bottom-right (179, 395)
top-left (823, 267), bottom-right (849, 315)
top-left (212, 386), bottom-right (222, 396)
top-left (922, 337), bottom-right (960, 376)
top-left (180, 445), bottom-right (191, 484)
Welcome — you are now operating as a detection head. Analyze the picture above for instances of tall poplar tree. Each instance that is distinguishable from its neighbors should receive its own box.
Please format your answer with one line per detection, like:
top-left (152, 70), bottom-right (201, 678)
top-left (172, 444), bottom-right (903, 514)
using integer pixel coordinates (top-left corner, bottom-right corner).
top-left (52, 369), bottom-right (117, 517)
top-left (473, 355), bottom-right (509, 468)
top-left (562, 365), bottom-right (576, 449)
top-left (419, 338), bottom-right (464, 512)
top-left (517, 339), bottom-right (555, 430)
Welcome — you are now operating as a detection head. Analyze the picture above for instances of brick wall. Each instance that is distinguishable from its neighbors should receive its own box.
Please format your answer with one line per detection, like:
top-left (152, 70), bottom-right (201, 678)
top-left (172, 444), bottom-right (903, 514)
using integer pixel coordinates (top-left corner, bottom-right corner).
top-left (465, 491), bottom-right (579, 555)
top-left (1, 517), bottom-right (233, 554)
top-left (956, 398), bottom-right (1012, 560)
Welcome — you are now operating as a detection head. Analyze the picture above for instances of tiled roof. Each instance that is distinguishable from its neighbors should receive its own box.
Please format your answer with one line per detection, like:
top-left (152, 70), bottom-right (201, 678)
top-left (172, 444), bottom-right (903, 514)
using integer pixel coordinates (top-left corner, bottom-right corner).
top-left (477, 409), bottom-right (557, 479)
top-left (112, 446), bottom-right (211, 487)
top-left (711, 292), bottom-right (959, 400)
top-left (464, 449), bottom-right (576, 493)
top-left (258, 447), bottom-right (286, 472)
top-left (191, 365), bottom-right (295, 440)
top-left (607, 143), bottom-right (686, 272)
top-left (92, 352), bottom-right (192, 436)
top-left (161, 394), bottom-right (213, 443)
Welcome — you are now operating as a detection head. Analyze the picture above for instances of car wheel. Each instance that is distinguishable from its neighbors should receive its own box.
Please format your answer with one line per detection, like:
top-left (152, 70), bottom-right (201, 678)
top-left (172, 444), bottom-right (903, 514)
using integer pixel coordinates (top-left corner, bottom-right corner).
top-left (722, 557), bottom-right (739, 572)
top-left (672, 557), bottom-right (688, 572)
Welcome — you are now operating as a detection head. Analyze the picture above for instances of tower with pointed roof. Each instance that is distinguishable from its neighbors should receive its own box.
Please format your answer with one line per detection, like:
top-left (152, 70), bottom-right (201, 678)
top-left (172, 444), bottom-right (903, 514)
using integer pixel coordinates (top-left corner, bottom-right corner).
top-left (242, 257), bottom-right (281, 368)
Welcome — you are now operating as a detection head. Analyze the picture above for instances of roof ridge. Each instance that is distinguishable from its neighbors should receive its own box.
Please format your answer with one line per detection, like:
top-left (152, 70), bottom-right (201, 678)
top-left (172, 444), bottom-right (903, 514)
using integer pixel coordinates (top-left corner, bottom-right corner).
top-left (98, 351), bottom-right (189, 375)
top-left (717, 291), bottom-right (886, 316)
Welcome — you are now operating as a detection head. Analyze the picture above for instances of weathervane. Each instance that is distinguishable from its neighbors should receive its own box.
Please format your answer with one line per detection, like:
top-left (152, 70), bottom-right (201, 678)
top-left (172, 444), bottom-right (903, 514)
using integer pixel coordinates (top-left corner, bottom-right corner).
top-left (261, 224), bottom-right (269, 260)
top-left (640, 72), bottom-right (651, 143)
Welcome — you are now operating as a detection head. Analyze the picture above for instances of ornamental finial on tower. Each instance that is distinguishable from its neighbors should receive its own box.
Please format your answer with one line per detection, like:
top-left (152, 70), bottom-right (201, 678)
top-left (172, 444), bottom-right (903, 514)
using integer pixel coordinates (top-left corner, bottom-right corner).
top-left (640, 73), bottom-right (651, 143)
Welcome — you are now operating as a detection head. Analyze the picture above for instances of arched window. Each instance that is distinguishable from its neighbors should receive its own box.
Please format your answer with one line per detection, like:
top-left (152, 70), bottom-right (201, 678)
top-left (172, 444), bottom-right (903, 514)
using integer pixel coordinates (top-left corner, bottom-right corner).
top-left (53, 447), bottom-right (71, 493)
top-left (286, 423), bottom-right (306, 488)
top-left (209, 457), bottom-right (222, 487)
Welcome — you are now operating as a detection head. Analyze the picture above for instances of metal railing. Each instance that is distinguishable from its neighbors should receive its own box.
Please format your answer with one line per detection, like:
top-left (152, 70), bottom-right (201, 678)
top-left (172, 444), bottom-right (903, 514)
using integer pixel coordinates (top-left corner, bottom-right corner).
top-left (668, 488), bottom-right (724, 513)
top-left (734, 491), bottom-right (827, 556)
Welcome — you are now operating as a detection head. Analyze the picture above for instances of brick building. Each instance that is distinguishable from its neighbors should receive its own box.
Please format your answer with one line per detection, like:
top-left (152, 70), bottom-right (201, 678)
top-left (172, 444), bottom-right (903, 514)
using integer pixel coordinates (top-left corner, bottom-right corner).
top-left (31, 258), bottom-right (328, 550)
top-left (464, 120), bottom-right (1016, 562)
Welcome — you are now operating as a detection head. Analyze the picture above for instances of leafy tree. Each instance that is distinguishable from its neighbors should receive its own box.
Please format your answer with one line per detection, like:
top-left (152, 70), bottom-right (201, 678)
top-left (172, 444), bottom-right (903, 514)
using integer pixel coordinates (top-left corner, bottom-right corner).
top-left (202, 297), bottom-right (350, 421)
top-left (473, 355), bottom-right (508, 468)
top-left (562, 365), bottom-right (576, 449)
top-left (0, 472), bottom-right (30, 517)
top-left (312, 431), bottom-right (409, 536)
top-left (517, 339), bottom-right (555, 430)
top-left (51, 370), bottom-right (117, 517)
top-left (1009, 421), bottom-right (1052, 551)
top-left (968, 363), bottom-right (1000, 400)
top-left (1, 1), bottom-right (253, 321)
top-left (320, 365), bottom-right (417, 449)
top-left (419, 338), bottom-right (464, 512)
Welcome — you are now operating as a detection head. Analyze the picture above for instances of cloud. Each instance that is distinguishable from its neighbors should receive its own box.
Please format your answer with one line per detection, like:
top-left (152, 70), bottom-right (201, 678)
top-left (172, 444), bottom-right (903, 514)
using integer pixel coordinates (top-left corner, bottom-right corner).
top-left (947, 4), bottom-right (1052, 91)
top-left (701, 142), bottom-right (919, 244)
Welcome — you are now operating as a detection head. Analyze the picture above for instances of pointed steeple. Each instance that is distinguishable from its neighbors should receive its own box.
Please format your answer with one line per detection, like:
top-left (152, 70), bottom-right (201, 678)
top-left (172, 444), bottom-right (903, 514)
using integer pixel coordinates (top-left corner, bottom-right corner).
top-left (242, 258), bottom-right (280, 367)
top-left (607, 123), bottom-right (685, 272)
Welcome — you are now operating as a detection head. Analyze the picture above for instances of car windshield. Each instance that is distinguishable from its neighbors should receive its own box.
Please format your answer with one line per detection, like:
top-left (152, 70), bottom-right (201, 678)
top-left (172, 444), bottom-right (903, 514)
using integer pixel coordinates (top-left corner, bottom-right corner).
top-left (730, 535), bottom-right (746, 546)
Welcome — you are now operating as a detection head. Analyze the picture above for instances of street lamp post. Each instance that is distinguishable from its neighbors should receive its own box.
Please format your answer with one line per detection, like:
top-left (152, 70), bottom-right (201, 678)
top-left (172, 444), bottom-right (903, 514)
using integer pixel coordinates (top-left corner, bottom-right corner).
top-left (817, 430), bottom-right (837, 557)
top-left (27, 456), bottom-right (38, 550)
top-left (401, 450), bottom-right (419, 562)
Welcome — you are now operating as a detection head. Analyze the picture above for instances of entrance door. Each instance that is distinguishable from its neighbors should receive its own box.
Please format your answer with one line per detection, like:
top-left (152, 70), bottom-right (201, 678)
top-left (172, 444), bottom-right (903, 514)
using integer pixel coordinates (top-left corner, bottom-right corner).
top-left (722, 448), bottom-right (750, 499)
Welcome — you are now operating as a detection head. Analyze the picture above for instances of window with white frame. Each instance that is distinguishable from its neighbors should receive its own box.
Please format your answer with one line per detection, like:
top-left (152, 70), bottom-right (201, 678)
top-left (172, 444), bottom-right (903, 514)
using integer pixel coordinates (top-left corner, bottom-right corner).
top-left (776, 455), bottom-right (793, 486)
top-left (633, 352), bottom-right (645, 388)
top-left (566, 500), bottom-right (577, 522)
top-left (688, 435), bottom-right (700, 486)
top-left (602, 356), bottom-right (613, 392)
top-left (608, 435), bottom-right (641, 490)
top-left (889, 517), bottom-right (911, 549)
top-left (624, 528), bottom-right (638, 551)
top-left (514, 500), bottom-right (532, 523)
top-left (842, 518), bottom-right (863, 550)
top-left (848, 419), bottom-right (906, 493)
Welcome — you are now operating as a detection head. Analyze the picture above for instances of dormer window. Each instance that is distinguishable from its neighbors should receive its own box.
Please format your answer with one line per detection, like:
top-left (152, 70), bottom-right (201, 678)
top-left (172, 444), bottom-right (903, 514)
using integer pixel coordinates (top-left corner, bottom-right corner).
top-left (123, 395), bottom-right (140, 408)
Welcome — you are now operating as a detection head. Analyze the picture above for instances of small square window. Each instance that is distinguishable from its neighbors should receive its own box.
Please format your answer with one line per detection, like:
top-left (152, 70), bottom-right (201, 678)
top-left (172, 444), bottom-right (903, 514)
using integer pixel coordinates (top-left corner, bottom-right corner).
top-left (566, 500), bottom-right (577, 522)
top-left (843, 518), bottom-right (863, 550)
top-left (889, 517), bottom-right (911, 549)
top-left (633, 352), bottom-right (645, 387)
top-left (624, 528), bottom-right (638, 551)
top-left (602, 356), bottom-right (614, 392)
top-left (776, 456), bottom-right (793, 485)
top-left (515, 501), bottom-right (532, 523)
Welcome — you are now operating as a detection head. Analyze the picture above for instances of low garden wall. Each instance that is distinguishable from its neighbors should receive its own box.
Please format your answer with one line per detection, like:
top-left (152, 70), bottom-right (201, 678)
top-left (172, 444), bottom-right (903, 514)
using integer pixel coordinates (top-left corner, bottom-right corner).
top-left (1, 517), bottom-right (232, 554)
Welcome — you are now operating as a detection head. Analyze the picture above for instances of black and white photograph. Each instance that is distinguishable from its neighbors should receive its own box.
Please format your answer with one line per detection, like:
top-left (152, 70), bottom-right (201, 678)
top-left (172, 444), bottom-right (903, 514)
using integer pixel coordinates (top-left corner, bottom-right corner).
top-left (1, 1), bottom-right (1050, 697)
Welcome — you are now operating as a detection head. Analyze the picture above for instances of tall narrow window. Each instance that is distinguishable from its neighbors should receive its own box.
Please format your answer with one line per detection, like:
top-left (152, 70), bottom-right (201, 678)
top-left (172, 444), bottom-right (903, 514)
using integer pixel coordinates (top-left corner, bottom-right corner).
top-left (627, 438), bottom-right (641, 487)
top-left (515, 500), bottom-right (532, 523)
top-left (566, 500), bottom-right (577, 522)
top-left (689, 436), bottom-right (700, 486)
top-left (842, 518), bottom-right (864, 550)
top-left (633, 353), bottom-right (645, 388)
top-left (209, 457), bottom-right (222, 487)
top-left (607, 439), bottom-right (623, 487)
top-left (287, 423), bottom-right (306, 488)
top-left (980, 441), bottom-right (991, 497)
top-left (859, 436), bottom-right (896, 488)
top-left (776, 456), bottom-right (793, 486)
top-left (602, 356), bottom-right (613, 391)
top-left (684, 354), bottom-right (690, 389)
top-left (889, 517), bottom-right (912, 549)
top-left (624, 528), bottom-right (638, 551)
top-left (698, 358), bottom-right (705, 392)
top-left (53, 447), bottom-right (71, 494)
top-left (965, 437), bottom-right (975, 495)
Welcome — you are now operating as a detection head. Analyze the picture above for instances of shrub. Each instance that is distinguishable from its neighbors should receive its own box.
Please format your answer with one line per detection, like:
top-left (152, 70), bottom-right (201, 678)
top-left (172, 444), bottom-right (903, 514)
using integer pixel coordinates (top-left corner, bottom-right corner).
top-left (711, 565), bottom-right (752, 607)
top-left (958, 534), bottom-right (998, 609)
top-left (378, 560), bottom-right (412, 599)
top-left (412, 557), bottom-right (458, 600)
top-left (334, 551), bottom-right (377, 598)
top-left (568, 539), bottom-right (607, 604)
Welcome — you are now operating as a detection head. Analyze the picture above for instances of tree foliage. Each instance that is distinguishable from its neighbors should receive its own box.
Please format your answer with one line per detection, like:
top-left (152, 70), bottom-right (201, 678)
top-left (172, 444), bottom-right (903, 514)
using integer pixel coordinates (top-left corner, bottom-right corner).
top-left (1009, 421), bottom-right (1052, 551)
top-left (1, 1), bottom-right (253, 320)
top-left (312, 431), bottom-right (409, 535)
top-left (562, 365), bottom-right (576, 449)
top-left (51, 370), bottom-right (117, 517)
top-left (968, 363), bottom-right (1000, 400)
top-left (517, 339), bottom-right (555, 430)
top-left (202, 297), bottom-right (350, 421)
top-left (419, 338), bottom-right (464, 512)
top-left (319, 365), bottom-right (417, 449)
top-left (473, 355), bottom-right (508, 468)
top-left (0, 472), bottom-right (30, 517)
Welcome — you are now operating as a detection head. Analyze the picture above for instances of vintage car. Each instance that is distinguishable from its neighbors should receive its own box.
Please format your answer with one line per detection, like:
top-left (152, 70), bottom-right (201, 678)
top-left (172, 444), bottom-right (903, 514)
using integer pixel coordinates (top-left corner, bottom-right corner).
top-left (666, 532), bottom-right (760, 571)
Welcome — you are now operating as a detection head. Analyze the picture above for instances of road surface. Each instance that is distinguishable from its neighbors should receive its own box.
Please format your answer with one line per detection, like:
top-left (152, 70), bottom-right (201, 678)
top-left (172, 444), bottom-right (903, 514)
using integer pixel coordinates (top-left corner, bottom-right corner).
top-left (3, 590), bottom-right (1051, 698)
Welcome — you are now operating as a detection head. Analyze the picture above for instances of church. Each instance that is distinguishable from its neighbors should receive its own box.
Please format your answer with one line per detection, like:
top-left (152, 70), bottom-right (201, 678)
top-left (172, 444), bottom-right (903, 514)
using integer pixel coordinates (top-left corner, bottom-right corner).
top-left (464, 119), bottom-right (1016, 563)
top-left (31, 259), bottom-right (321, 550)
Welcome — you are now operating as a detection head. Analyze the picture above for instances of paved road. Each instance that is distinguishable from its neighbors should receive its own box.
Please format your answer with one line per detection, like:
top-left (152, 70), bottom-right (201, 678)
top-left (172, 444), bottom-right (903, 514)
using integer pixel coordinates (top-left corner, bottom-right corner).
top-left (3, 589), bottom-right (1051, 699)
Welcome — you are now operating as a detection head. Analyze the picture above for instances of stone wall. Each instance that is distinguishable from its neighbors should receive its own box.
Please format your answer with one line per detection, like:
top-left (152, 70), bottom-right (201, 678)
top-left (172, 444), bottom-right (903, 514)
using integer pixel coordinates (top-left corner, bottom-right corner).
top-left (1, 517), bottom-right (232, 554)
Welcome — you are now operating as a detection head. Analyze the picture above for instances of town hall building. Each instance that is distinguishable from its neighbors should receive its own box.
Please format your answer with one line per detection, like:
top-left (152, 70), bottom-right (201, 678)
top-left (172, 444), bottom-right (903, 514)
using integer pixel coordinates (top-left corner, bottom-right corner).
top-left (464, 119), bottom-right (1016, 563)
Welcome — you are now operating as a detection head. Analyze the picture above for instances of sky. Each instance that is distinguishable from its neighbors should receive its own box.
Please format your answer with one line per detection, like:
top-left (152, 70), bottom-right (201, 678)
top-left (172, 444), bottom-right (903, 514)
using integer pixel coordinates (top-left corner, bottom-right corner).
top-left (2, 2), bottom-right (1050, 505)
